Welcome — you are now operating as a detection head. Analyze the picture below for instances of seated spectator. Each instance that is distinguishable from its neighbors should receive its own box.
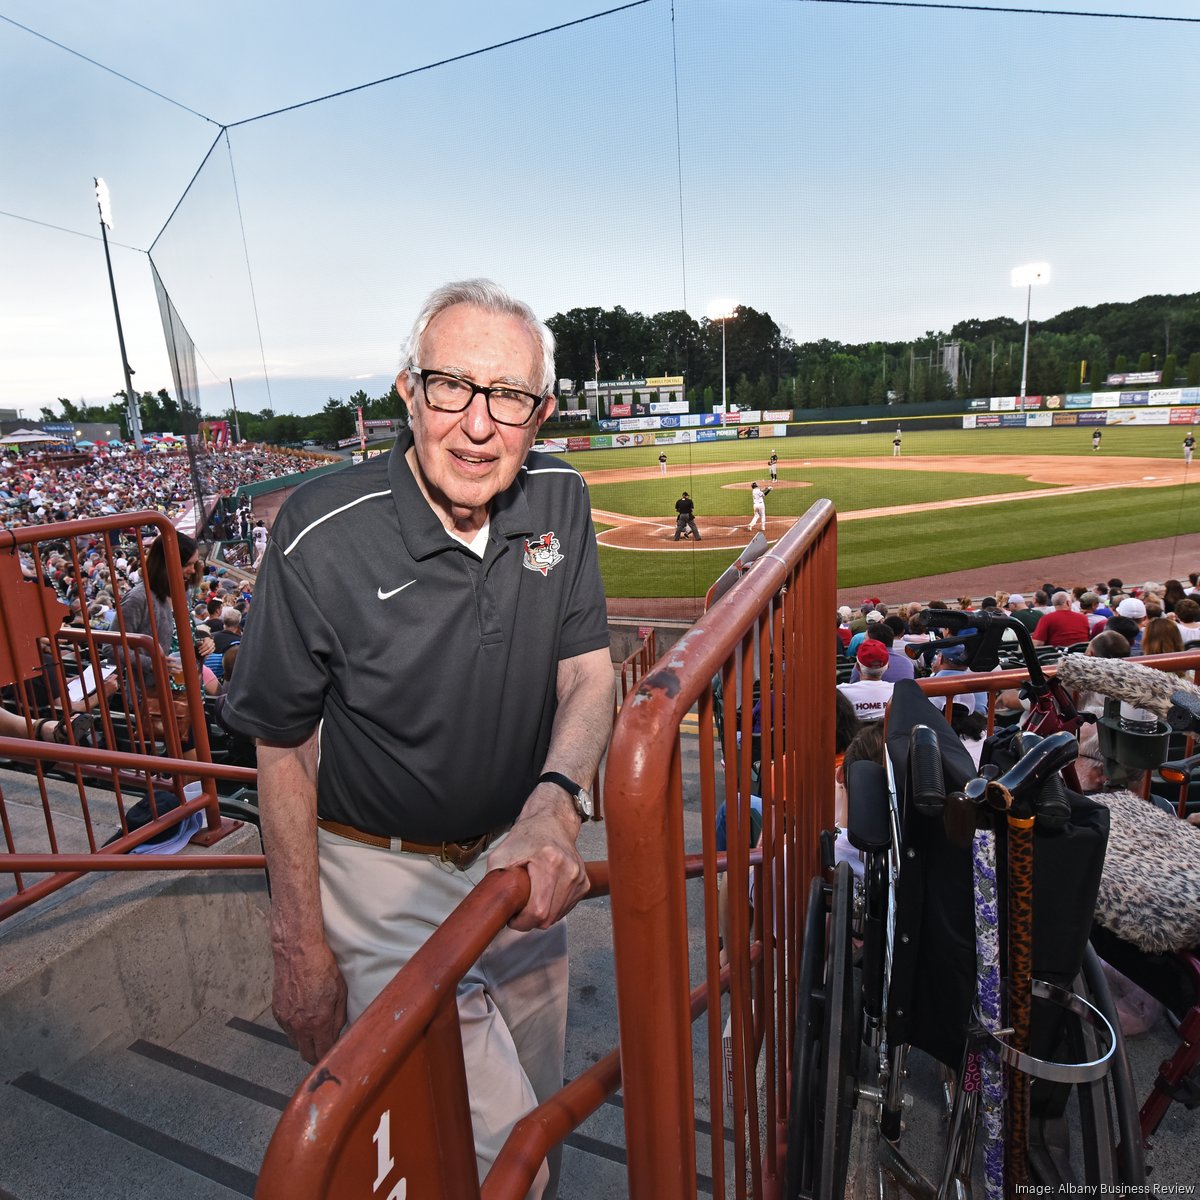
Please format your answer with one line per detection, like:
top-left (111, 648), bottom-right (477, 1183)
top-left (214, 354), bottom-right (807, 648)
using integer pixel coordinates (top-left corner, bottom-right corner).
top-left (836, 606), bottom-right (853, 652)
top-left (1007, 592), bottom-right (1042, 635)
top-left (1079, 591), bottom-right (1107, 633)
top-left (1142, 617), bottom-right (1185, 675)
top-left (838, 640), bottom-right (894, 721)
top-left (1113, 596), bottom-right (1147, 654)
top-left (846, 612), bottom-right (884, 659)
top-left (928, 644), bottom-right (988, 716)
top-left (847, 623), bottom-right (916, 684)
top-left (1032, 590), bottom-right (1090, 648)
top-left (1162, 579), bottom-right (1187, 613)
top-left (899, 614), bottom-right (931, 651)
top-left (1172, 597), bottom-right (1200, 645)
top-left (1105, 614), bottom-right (1142, 653)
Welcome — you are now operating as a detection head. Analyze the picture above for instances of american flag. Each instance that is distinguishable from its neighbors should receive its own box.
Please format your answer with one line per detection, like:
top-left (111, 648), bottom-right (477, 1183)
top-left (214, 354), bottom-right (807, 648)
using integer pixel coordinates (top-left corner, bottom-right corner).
top-left (593, 342), bottom-right (600, 377)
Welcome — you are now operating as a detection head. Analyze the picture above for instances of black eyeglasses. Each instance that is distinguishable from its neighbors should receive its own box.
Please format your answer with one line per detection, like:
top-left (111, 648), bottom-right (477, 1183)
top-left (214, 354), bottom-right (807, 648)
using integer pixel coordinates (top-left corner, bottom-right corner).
top-left (417, 369), bottom-right (544, 428)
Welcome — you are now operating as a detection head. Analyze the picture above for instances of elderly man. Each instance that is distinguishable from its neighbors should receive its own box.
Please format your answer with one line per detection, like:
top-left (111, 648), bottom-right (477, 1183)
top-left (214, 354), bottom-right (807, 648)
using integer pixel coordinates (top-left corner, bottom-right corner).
top-left (1032, 589), bottom-right (1089, 648)
top-left (837, 640), bottom-right (894, 721)
top-left (224, 280), bottom-right (615, 1196)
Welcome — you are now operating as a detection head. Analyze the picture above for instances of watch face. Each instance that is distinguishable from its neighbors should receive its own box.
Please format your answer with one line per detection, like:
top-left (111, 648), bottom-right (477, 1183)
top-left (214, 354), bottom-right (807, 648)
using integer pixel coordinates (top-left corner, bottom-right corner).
top-left (576, 788), bottom-right (594, 819)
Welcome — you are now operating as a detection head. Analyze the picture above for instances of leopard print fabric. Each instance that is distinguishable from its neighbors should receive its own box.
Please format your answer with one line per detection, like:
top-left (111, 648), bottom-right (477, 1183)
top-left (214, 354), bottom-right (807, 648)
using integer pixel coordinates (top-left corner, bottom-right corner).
top-left (1092, 789), bottom-right (1200, 954)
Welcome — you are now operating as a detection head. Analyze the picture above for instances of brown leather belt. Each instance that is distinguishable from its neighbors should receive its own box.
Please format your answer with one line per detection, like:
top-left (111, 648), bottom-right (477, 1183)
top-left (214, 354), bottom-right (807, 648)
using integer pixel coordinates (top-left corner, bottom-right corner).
top-left (316, 817), bottom-right (508, 870)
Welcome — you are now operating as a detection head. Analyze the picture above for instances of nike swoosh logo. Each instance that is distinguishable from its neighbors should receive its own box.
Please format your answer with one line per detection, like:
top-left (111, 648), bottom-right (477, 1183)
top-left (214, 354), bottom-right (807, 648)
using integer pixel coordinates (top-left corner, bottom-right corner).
top-left (377, 580), bottom-right (416, 600)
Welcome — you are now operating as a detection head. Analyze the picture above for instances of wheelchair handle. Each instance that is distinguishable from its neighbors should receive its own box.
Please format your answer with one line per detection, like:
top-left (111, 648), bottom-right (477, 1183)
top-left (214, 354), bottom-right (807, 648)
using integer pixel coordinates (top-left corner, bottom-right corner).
top-left (964, 729), bottom-right (1078, 822)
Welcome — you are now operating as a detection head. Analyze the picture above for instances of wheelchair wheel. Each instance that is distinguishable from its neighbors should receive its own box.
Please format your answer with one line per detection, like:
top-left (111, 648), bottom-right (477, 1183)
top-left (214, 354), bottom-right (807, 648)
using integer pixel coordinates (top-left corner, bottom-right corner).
top-left (815, 862), bottom-right (858, 1198)
top-left (786, 864), bottom-right (858, 1200)
top-left (1025, 943), bottom-right (1146, 1189)
top-left (786, 876), bottom-right (827, 1199)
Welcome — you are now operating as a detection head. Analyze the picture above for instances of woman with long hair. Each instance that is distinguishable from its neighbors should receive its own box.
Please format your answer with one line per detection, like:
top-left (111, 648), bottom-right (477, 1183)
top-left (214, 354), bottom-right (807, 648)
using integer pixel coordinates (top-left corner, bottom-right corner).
top-left (114, 532), bottom-right (214, 692)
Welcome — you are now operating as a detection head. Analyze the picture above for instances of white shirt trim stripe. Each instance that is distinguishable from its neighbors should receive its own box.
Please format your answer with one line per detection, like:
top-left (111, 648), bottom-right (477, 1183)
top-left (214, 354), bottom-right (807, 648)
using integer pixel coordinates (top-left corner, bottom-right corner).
top-left (282, 490), bottom-right (393, 556)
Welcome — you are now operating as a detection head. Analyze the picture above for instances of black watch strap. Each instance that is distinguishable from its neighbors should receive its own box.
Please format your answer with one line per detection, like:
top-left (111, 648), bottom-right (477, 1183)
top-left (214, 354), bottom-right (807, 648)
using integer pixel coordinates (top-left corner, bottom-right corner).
top-left (538, 771), bottom-right (592, 821)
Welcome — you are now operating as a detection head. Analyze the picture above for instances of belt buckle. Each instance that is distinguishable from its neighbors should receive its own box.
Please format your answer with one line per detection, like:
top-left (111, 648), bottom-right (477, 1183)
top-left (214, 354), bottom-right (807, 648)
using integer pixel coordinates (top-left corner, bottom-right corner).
top-left (443, 833), bottom-right (486, 870)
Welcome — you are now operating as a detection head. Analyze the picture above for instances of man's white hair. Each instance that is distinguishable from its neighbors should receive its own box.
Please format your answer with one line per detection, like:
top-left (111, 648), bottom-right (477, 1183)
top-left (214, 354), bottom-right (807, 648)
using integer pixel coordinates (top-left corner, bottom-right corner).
top-left (400, 278), bottom-right (556, 396)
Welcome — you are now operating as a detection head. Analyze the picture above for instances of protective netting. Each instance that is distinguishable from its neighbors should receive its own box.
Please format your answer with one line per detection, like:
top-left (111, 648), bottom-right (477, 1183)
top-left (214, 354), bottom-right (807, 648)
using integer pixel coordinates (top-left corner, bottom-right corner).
top-left (136, 2), bottom-right (1198, 417)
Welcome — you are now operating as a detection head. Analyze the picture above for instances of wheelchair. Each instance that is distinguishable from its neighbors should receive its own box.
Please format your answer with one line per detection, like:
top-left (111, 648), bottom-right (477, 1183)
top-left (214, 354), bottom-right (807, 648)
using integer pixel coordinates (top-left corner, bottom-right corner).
top-left (788, 677), bottom-right (1147, 1198)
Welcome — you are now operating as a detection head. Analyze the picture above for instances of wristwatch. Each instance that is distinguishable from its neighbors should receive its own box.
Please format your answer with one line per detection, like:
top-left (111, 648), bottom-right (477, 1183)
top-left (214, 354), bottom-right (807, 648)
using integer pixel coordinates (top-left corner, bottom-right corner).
top-left (538, 771), bottom-right (594, 822)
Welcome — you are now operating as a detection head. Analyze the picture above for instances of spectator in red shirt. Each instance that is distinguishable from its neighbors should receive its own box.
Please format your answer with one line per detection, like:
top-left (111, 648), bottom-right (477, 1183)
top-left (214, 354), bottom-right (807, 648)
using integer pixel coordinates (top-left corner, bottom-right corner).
top-left (1032, 590), bottom-right (1090, 648)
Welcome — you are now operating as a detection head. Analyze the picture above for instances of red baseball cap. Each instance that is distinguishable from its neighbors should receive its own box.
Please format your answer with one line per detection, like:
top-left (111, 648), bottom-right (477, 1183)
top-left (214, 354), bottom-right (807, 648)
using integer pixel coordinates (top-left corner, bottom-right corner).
top-left (856, 640), bottom-right (889, 669)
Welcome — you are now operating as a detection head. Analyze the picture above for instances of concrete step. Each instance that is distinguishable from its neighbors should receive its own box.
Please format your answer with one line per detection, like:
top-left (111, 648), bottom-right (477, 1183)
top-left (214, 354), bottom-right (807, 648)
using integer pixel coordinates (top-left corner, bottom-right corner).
top-left (0, 1007), bottom-right (297, 1200)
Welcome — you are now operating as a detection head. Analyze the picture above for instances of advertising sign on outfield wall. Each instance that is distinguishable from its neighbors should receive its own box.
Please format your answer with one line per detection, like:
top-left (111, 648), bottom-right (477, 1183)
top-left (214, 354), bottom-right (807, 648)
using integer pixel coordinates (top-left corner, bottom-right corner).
top-left (699, 413), bottom-right (722, 426)
top-left (991, 396), bottom-right (1017, 412)
top-left (1026, 412), bottom-right (1053, 428)
top-left (962, 415), bottom-right (978, 429)
top-left (1033, 395), bottom-right (1057, 410)
top-left (1169, 409), bottom-right (1197, 425)
top-left (591, 435), bottom-right (612, 448)
top-left (609, 404), bottom-right (632, 417)
top-left (1108, 407), bottom-right (1171, 426)
top-left (1184, 390), bottom-right (1200, 403)
top-left (1065, 393), bottom-right (1096, 408)
top-left (715, 428), bottom-right (740, 440)
top-left (698, 430), bottom-right (718, 441)
top-left (537, 439), bottom-right (567, 452)
top-left (1076, 411), bottom-right (1107, 426)
top-left (737, 426), bottom-right (761, 438)
top-left (649, 400), bottom-right (688, 414)
top-left (1119, 391), bottom-right (1150, 406)
top-left (1052, 412), bottom-right (1080, 426)
top-left (567, 437), bottom-right (591, 451)
top-left (967, 398), bottom-right (990, 411)
top-left (723, 411), bottom-right (741, 424)
top-left (763, 409), bottom-right (793, 422)
top-left (999, 413), bottom-right (1027, 427)
top-left (976, 413), bottom-right (1001, 427)
top-left (1153, 389), bottom-right (1182, 404)
top-left (659, 415), bottom-right (680, 428)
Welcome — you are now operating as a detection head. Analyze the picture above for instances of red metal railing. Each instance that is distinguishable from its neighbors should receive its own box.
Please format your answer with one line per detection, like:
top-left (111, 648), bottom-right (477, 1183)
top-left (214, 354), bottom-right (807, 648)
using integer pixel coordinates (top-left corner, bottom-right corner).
top-left (617, 626), bottom-right (657, 702)
top-left (0, 512), bottom-right (262, 921)
top-left (256, 498), bottom-right (838, 1200)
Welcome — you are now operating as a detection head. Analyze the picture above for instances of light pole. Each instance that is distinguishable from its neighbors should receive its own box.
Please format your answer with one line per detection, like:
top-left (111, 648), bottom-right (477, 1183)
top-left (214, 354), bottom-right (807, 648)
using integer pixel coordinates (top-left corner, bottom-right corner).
top-left (706, 300), bottom-right (737, 414)
top-left (94, 178), bottom-right (144, 450)
top-left (1011, 262), bottom-right (1049, 402)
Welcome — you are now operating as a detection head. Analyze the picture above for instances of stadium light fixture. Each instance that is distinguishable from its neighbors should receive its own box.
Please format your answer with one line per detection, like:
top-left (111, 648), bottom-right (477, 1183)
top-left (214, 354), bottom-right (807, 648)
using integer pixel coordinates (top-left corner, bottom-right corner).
top-left (93, 177), bottom-right (143, 450)
top-left (706, 300), bottom-right (738, 413)
top-left (1011, 262), bottom-right (1050, 402)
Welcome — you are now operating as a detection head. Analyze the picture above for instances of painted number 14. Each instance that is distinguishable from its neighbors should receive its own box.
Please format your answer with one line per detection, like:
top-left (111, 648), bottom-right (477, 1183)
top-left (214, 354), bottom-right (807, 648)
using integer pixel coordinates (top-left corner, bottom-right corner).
top-left (372, 1109), bottom-right (407, 1199)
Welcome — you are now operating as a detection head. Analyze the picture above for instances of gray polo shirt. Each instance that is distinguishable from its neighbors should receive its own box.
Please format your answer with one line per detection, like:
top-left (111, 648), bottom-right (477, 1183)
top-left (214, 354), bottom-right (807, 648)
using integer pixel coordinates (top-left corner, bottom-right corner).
top-left (223, 432), bottom-right (609, 842)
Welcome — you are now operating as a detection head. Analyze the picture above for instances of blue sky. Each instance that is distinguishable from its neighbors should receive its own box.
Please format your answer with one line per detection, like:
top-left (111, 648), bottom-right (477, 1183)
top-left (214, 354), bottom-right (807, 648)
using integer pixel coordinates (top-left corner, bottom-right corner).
top-left (2, 0), bottom-right (1197, 420)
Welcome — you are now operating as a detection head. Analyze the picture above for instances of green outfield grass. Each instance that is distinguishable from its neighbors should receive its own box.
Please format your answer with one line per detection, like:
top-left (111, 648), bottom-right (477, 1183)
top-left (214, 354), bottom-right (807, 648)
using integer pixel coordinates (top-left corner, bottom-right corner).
top-left (589, 465), bottom-right (1046, 519)
top-left (587, 423), bottom-right (1200, 598)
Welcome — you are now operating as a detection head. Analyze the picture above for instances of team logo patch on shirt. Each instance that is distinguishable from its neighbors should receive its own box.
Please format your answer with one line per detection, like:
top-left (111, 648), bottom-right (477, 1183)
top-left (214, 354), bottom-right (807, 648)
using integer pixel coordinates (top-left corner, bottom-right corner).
top-left (523, 532), bottom-right (564, 576)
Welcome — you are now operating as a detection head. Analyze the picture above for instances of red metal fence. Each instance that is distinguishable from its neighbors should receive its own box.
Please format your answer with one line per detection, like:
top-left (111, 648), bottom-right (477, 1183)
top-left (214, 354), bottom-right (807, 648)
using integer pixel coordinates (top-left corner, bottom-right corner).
top-left (0, 513), bottom-right (261, 921)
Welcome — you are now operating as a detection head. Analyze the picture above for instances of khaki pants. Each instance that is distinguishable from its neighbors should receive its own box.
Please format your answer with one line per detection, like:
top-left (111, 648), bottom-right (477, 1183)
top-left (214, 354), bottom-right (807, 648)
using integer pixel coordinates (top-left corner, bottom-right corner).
top-left (318, 827), bottom-right (567, 1198)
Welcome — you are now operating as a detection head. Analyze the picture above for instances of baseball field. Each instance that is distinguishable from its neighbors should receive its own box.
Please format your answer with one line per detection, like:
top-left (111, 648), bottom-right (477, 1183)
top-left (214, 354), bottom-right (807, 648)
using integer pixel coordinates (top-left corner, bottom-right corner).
top-left (579, 424), bottom-right (1200, 599)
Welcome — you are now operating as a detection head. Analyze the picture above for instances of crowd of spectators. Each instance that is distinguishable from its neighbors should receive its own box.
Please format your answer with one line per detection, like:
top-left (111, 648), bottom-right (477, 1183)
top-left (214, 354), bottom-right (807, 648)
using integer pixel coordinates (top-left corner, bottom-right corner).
top-left (836, 574), bottom-right (1200, 733)
top-left (0, 442), bottom-right (331, 533)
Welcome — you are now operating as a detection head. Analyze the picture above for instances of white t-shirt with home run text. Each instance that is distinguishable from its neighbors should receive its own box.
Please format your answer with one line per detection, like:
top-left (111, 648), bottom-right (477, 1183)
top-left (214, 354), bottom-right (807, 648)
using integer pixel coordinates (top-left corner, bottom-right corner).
top-left (837, 679), bottom-right (894, 722)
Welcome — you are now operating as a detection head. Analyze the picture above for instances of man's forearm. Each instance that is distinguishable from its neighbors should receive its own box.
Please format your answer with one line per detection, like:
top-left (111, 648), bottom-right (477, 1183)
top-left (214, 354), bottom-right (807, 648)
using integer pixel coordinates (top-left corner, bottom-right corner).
top-left (257, 730), bottom-right (325, 949)
top-left (541, 647), bottom-right (614, 789)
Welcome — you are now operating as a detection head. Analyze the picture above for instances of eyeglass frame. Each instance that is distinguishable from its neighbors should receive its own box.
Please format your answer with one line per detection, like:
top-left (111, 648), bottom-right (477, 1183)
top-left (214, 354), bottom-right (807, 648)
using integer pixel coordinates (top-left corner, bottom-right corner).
top-left (412, 368), bottom-right (548, 428)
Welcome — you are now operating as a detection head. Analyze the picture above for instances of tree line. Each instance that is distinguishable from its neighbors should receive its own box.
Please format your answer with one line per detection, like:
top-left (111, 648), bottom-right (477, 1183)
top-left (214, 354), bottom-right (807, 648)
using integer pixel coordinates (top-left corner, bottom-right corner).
top-left (547, 291), bottom-right (1200, 411)
top-left (43, 292), bottom-right (1200, 437)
